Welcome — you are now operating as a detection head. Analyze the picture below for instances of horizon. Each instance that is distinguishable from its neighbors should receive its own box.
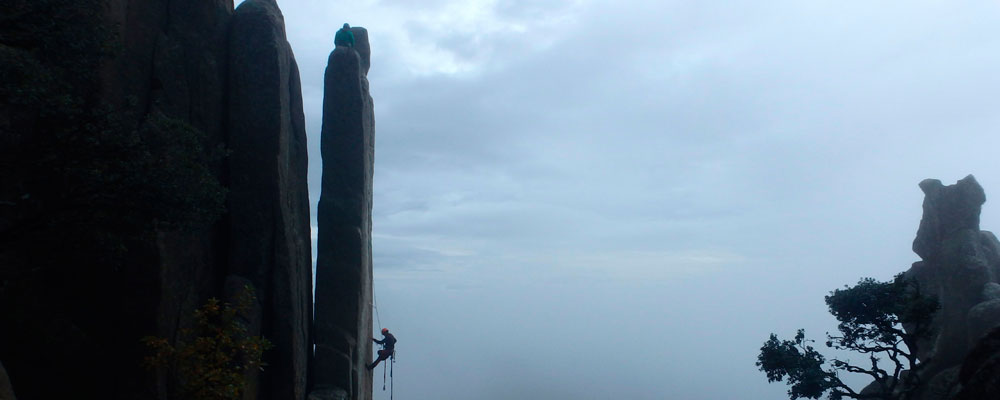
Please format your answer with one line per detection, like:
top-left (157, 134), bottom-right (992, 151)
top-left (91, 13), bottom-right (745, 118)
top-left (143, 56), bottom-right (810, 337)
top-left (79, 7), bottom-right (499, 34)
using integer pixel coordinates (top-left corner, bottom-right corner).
top-left (258, 0), bottom-right (1000, 398)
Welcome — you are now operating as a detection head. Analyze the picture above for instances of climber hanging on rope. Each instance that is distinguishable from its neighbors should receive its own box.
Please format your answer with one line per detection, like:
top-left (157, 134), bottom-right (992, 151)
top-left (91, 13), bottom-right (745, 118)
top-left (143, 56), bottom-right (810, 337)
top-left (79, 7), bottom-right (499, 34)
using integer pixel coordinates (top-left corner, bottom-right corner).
top-left (334, 23), bottom-right (355, 48)
top-left (368, 328), bottom-right (397, 370)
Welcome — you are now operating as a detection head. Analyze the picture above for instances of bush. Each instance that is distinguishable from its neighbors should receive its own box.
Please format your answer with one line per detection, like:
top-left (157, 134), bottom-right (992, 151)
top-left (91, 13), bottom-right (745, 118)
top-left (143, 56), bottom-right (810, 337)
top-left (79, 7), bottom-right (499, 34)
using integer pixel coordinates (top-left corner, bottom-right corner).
top-left (757, 274), bottom-right (939, 400)
top-left (143, 287), bottom-right (272, 400)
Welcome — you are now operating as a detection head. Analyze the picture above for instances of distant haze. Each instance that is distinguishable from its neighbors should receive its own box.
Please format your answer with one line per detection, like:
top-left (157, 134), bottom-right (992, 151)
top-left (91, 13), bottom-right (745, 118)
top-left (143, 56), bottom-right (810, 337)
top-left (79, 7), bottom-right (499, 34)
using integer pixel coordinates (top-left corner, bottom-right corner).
top-left (247, 0), bottom-right (1000, 398)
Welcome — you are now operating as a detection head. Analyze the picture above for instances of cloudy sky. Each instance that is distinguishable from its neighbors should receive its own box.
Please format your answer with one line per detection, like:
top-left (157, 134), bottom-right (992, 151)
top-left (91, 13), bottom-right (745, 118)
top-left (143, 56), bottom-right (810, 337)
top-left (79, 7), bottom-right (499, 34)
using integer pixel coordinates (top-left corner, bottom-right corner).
top-left (263, 0), bottom-right (1000, 398)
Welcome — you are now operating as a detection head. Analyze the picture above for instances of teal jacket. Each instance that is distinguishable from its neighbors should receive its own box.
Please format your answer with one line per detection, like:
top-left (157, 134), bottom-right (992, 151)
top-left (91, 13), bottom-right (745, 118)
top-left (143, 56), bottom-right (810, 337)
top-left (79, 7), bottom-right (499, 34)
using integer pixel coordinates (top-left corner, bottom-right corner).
top-left (334, 28), bottom-right (355, 47)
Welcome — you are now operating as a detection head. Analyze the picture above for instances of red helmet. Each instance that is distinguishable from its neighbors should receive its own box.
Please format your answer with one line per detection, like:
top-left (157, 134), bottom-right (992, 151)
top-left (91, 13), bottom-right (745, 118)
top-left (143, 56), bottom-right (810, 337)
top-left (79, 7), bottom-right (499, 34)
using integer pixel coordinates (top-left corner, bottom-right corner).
top-left (381, 328), bottom-right (389, 334)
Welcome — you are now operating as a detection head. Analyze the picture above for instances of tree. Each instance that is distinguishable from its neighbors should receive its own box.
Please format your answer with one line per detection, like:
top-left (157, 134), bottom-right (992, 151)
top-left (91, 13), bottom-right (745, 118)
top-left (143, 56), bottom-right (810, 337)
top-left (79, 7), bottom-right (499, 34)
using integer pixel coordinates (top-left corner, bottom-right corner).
top-left (756, 274), bottom-right (939, 400)
top-left (143, 287), bottom-right (272, 400)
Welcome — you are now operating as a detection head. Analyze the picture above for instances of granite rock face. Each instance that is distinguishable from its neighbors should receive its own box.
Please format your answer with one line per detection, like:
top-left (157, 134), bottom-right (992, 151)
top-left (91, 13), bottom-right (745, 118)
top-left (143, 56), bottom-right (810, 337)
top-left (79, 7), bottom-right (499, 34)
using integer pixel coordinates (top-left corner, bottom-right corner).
top-left (1, 0), bottom-right (235, 398)
top-left (1, 0), bottom-right (313, 399)
top-left (893, 176), bottom-right (1000, 399)
top-left (953, 326), bottom-right (1000, 399)
top-left (312, 30), bottom-right (375, 400)
top-left (228, 1), bottom-right (313, 399)
top-left (922, 367), bottom-right (961, 400)
top-left (968, 298), bottom-right (1000, 343)
top-left (905, 176), bottom-right (1000, 370)
top-left (0, 361), bottom-right (14, 400)
top-left (349, 27), bottom-right (372, 75)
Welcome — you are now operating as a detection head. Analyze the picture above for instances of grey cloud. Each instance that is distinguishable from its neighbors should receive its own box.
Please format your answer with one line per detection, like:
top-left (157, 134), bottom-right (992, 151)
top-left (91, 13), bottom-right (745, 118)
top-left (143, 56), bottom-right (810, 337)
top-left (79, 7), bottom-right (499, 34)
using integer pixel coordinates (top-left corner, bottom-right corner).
top-left (281, 1), bottom-right (1000, 399)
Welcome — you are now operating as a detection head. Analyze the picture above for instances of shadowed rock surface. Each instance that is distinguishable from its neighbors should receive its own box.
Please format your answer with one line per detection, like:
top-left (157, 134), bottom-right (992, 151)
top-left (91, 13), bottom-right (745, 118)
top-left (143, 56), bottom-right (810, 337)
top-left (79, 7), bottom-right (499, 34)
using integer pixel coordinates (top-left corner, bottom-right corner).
top-left (228, 1), bottom-right (312, 398)
top-left (1, 0), bottom-right (234, 398)
top-left (906, 177), bottom-right (1000, 369)
top-left (0, 0), bottom-right (313, 398)
top-left (0, 362), bottom-right (14, 400)
top-left (349, 28), bottom-right (372, 75)
top-left (312, 30), bottom-right (375, 400)
top-left (953, 326), bottom-right (1000, 399)
top-left (887, 175), bottom-right (1000, 399)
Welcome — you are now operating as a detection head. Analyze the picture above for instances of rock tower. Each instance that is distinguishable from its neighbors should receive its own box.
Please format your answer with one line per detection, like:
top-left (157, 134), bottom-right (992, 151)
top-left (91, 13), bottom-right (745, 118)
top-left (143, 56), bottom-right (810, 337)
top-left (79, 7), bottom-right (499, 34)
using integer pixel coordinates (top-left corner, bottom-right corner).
top-left (876, 175), bottom-right (1000, 399)
top-left (228, 1), bottom-right (313, 398)
top-left (312, 28), bottom-right (376, 400)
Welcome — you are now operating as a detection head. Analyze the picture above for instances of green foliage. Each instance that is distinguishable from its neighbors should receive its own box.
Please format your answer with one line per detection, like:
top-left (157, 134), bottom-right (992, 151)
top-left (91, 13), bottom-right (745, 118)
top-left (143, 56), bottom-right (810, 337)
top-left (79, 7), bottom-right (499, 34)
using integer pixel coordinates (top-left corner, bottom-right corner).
top-left (825, 276), bottom-right (939, 359)
top-left (0, 0), bottom-right (116, 120)
top-left (140, 113), bottom-right (228, 229)
top-left (757, 274), bottom-right (939, 400)
top-left (83, 111), bottom-right (228, 233)
top-left (0, 0), bottom-right (117, 72)
top-left (758, 330), bottom-right (837, 399)
top-left (143, 287), bottom-right (272, 400)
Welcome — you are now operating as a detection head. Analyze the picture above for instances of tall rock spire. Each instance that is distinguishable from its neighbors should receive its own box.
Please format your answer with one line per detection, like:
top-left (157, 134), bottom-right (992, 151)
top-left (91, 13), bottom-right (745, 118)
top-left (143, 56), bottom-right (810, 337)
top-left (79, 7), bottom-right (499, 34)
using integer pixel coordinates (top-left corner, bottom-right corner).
top-left (902, 175), bottom-right (1000, 392)
top-left (312, 28), bottom-right (375, 400)
top-left (228, 0), bottom-right (313, 399)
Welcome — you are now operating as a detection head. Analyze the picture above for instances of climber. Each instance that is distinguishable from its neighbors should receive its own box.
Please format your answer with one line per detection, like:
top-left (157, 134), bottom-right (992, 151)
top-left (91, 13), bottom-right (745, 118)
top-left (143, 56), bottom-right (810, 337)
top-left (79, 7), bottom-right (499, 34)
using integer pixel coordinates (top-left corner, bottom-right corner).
top-left (334, 23), bottom-right (355, 48)
top-left (368, 328), bottom-right (396, 369)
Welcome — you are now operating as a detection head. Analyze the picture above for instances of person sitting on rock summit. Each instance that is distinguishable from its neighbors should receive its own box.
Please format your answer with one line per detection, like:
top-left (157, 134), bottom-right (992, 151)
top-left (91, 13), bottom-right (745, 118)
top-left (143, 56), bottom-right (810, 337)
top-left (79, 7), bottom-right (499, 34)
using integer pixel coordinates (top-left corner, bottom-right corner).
top-left (334, 23), bottom-right (355, 48)
top-left (368, 328), bottom-right (396, 369)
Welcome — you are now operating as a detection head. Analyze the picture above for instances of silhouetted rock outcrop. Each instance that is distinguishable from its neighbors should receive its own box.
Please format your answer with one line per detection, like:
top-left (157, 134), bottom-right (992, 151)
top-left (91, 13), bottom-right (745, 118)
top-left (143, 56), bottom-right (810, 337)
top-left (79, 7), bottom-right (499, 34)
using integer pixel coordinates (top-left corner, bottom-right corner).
top-left (891, 175), bottom-right (1000, 399)
top-left (312, 31), bottom-right (375, 400)
top-left (906, 177), bottom-right (1000, 368)
top-left (228, 1), bottom-right (312, 399)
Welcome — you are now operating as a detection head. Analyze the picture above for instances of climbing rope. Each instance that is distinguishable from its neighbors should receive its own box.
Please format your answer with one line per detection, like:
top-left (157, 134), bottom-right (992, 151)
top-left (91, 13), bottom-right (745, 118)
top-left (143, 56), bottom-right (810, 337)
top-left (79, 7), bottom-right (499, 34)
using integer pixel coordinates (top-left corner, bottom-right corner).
top-left (379, 346), bottom-right (396, 399)
top-left (373, 290), bottom-right (393, 398)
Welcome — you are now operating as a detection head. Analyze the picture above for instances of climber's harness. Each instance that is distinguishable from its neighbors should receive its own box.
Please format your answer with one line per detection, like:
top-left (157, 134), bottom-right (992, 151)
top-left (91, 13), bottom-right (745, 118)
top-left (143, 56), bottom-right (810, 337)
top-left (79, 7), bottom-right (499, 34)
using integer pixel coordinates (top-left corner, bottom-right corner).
top-left (372, 293), bottom-right (395, 398)
top-left (379, 342), bottom-right (395, 399)
top-left (380, 342), bottom-right (396, 400)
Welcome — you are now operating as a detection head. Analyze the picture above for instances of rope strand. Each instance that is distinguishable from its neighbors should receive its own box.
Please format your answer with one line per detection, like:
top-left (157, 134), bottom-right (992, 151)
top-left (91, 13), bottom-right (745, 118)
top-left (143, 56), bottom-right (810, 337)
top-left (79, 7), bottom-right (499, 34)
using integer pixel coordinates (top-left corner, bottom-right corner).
top-left (373, 289), bottom-right (392, 398)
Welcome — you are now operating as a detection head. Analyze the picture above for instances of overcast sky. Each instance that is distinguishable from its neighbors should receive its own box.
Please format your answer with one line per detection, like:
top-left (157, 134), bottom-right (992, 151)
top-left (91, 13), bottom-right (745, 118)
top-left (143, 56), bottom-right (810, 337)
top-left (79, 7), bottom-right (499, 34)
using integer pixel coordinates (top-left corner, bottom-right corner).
top-left (258, 0), bottom-right (1000, 398)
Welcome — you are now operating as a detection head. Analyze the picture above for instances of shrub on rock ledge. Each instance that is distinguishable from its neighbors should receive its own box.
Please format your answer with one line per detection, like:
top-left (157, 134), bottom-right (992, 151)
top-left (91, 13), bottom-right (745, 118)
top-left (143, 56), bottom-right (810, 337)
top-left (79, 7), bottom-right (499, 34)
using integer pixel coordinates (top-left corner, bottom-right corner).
top-left (143, 287), bottom-right (271, 400)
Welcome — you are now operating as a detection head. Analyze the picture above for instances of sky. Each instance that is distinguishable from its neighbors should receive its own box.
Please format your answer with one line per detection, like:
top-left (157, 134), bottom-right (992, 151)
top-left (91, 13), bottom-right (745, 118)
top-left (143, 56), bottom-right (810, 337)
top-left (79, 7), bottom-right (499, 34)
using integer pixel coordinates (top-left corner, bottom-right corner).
top-left (257, 0), bottom-right (1000, 398)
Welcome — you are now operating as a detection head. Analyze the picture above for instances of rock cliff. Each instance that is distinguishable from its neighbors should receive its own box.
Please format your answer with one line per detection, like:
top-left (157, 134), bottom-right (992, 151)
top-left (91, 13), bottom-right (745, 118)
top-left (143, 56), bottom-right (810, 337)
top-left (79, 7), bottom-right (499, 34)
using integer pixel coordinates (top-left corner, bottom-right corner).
top-left (0, 362), bottom-right (14, 400)
top-left (0, 0), bottom-right (316, 399)
top-left (228, 1), bottom-right (313, 399)
top-left (891, 176), bottom-right (1000, 399)
top-left (953, 325), bottom-right (1000, 399)
top-left (312, 31), bottom-right (376, 400)
top-left (906, 176), bottom-right (1000, 364)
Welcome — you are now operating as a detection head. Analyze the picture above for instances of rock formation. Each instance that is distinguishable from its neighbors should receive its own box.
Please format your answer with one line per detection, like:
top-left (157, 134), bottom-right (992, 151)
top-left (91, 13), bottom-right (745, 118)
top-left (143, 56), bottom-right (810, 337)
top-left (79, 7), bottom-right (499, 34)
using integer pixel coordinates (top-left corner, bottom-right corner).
top-left (906, 176), bottom-right (1000, 364)
top-left (953, 325), bottom-right (1000, 399)
top-left (312, 32), bottom-right (376, 400)
top-left (228, 1), bottom-right (313, 399)
top-left (0, 362), bottom-right (14, 400)
top-left (1, 0), bottom-right (316, 399)
top-left (898, 175), bottom-right (1000, 399)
